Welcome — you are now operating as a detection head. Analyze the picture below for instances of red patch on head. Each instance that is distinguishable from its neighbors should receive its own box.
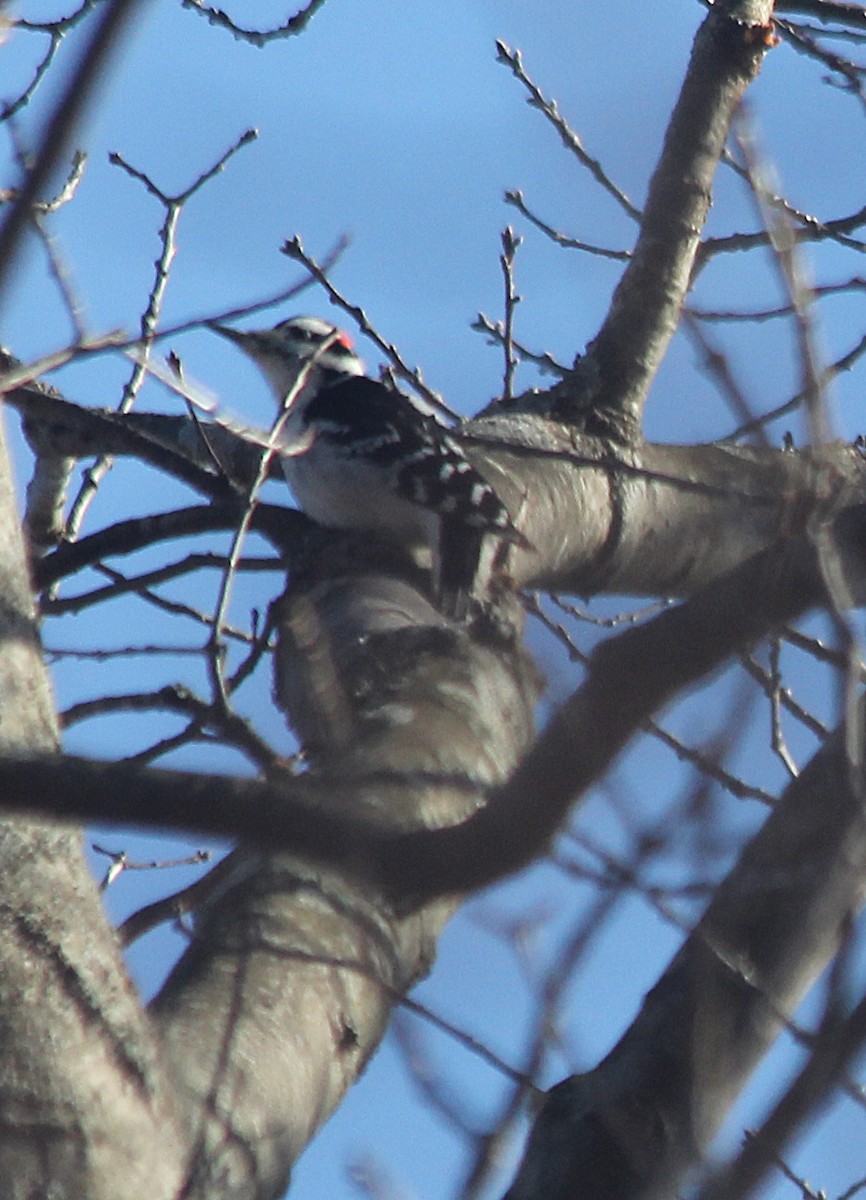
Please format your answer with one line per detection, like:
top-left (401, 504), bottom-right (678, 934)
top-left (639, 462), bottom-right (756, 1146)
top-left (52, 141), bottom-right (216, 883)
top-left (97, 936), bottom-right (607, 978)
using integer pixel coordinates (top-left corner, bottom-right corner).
top-left (336, 330), bottom-right (354, 350)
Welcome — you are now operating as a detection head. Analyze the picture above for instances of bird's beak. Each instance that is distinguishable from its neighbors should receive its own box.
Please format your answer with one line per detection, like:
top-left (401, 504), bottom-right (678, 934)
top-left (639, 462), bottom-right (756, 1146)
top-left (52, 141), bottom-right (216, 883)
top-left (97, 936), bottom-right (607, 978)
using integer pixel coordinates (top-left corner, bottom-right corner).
top-left (207, 321), bottom-right (248, 347)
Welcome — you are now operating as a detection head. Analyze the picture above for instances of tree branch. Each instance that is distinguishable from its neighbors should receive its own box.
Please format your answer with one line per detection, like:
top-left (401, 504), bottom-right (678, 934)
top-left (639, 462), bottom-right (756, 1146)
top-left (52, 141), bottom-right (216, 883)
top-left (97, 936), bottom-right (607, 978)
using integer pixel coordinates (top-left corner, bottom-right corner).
top-left (2, 509), bottom-right (864, 903)
top-left (547, 0), bottom-right (776, 438)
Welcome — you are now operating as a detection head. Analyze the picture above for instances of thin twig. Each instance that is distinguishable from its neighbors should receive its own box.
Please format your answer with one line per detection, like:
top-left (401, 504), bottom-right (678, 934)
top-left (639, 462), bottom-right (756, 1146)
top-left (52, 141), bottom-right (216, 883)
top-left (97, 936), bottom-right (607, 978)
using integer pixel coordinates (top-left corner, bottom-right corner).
top-left (205, 327), bottom-right (346, 709)
top-left (180, 0), bottom-right (328, 46)
top-left (768, 637), bottom-right (801, 777)
top-left (471, 312), bottom-right (569, 377)
top-left (65, 131), bottom-right (259, 540)
top-left (0, 0), bottom-right (147, 305)
top-left (42, 552), bottom-right (279, 617)
top-left (505, 189), bottom-right (632, 260)
top-left (681, 310), bottom-right (769, 442)
top-left (499, 227), bottom-right (522, 402)
top-left (495, 41), bottom-right (640, 222)
top-left (688, 275), bottom-right (866, 322)
top-left (724, 328), bottom-right (866, 440)
top-left (93, 842), bottom-right (211, 892)
top-left (281, 234), bottom-right (457, 419)
top-left (739, 649), bottom-right (830, 741)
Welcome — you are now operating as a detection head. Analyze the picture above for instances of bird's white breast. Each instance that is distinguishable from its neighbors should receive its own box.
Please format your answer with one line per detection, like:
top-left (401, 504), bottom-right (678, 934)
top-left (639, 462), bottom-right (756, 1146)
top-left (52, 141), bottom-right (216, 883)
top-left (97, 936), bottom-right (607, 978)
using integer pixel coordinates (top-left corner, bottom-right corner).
top-left (281, 442), bottom-right (436, 550)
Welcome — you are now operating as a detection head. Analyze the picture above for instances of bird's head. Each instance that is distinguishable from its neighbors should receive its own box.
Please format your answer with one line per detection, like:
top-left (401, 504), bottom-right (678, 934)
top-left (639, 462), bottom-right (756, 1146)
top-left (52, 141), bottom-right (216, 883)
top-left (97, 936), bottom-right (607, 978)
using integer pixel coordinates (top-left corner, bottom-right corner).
top-left (209, 315), bottom-right (364, 400)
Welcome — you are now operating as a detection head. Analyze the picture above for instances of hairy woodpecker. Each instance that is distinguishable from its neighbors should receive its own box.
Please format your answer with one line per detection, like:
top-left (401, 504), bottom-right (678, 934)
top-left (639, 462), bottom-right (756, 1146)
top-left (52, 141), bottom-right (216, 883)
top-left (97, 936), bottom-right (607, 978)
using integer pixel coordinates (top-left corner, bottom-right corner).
top-left (209, 315), bottom-right (527, 620)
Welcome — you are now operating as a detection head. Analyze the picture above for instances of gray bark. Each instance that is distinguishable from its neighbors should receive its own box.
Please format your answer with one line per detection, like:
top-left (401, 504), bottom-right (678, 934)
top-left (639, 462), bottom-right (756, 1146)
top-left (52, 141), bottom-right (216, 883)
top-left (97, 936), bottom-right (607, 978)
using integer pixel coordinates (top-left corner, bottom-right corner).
top-left (506, 722), bottom-right (866, 1200)
top-left (150, 578), bottom-right (539, 1198)
top-left (1, 2), bottom-right (862, 1199)
top-left (0, 409), bottom-right (185, 1199)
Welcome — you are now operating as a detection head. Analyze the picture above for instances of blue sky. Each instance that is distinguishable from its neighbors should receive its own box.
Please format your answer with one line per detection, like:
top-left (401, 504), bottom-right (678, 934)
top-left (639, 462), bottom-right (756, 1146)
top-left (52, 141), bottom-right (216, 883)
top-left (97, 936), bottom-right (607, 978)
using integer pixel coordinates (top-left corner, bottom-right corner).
top-left (4, 3), bottom-right (866, 1198)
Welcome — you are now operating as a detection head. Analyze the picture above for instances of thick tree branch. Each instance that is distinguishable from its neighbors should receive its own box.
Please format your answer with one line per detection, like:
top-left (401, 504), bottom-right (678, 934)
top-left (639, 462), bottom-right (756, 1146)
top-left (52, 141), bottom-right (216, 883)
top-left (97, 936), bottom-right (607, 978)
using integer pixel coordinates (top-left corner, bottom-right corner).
top-left (3, 507), bottom-right (865, 903)
top-left (506, 710), bottom-right (866, 1200)
top-left (2, 4), bottom-right (864, 1196)
top-left (0, 487), bottom-right (862, 1197)
top-left (541, 0), bottom-right (776, 438)
top-left (0, 406), bottom-right (186, 1197)
top-left (13, 366), bottom-right (866, 602)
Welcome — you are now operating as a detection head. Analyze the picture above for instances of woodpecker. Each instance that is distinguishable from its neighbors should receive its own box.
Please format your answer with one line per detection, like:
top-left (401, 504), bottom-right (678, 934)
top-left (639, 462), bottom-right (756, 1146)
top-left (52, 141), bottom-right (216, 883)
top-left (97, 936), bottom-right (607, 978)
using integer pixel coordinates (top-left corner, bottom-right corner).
top-left (209, 315), bottom-right (527, 620)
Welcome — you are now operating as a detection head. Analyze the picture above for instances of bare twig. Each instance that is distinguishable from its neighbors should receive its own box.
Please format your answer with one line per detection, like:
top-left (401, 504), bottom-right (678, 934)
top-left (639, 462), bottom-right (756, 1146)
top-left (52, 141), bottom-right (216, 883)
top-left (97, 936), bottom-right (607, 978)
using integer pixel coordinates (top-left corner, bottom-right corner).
top-left (43, 552), bottom-right (279, 617)
top-left (505, 189), bottom-right (632, 260)
top-left (533, 595), bottom-right (775, 804)
top-left (725, 328), bottom-right (866, 440)
top-left (63, 682), bottom-right (281, 771)
top-left (281, 234), bottom-right (457, 419)
top-left (689, 275), bottom-right (866, 322)
top-left (773, 1), bottom-right (866, 31)
top-left (740, 648), bottom-right (830, 741)
top-left (65, 130), bottom-right (259, 540)
top-left (495, 41), bottom-right (640, 222)
top-left (471, 312), bottom-right (569, 377)
top-left (499, 227), bottom-right (522, 402)
top-left (0, 0), bottom-right (148, 305)
top-left (180, 0), bottom-right (328, 46)
top-left (681, 310), bottom-right (768, 440)
top-left (93, 842), bottom-right (211, 891)
top-left (768, 636), bottom-right (801, 777)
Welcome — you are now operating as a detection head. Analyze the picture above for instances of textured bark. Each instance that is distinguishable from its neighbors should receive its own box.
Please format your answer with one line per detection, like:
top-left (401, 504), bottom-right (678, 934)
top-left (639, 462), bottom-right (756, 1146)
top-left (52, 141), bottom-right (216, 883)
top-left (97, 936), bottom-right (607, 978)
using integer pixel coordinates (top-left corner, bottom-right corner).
top-left (506, 720), bottom-right (866, 1200)
top-left (0, 409), bottom-right (185, 1199)
top-left (462, 422), bottom-right (866, 597)
top-left (150, 577), bottom-right (539, 1198)
top-left (3, 498), bottom-right (865, 899)
top-left (1, 2), bottom-right (862, 1198)
top-left (546, 0), bottom-right (777, 436)
top-left (11, 365), bottom-right (866, 609)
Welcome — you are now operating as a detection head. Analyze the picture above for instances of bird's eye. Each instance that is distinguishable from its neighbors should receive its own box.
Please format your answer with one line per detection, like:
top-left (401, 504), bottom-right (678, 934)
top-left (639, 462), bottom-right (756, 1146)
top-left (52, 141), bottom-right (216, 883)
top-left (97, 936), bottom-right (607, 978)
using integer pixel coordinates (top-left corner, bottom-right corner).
top-left (277, 321), bottom-right (314, 341)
